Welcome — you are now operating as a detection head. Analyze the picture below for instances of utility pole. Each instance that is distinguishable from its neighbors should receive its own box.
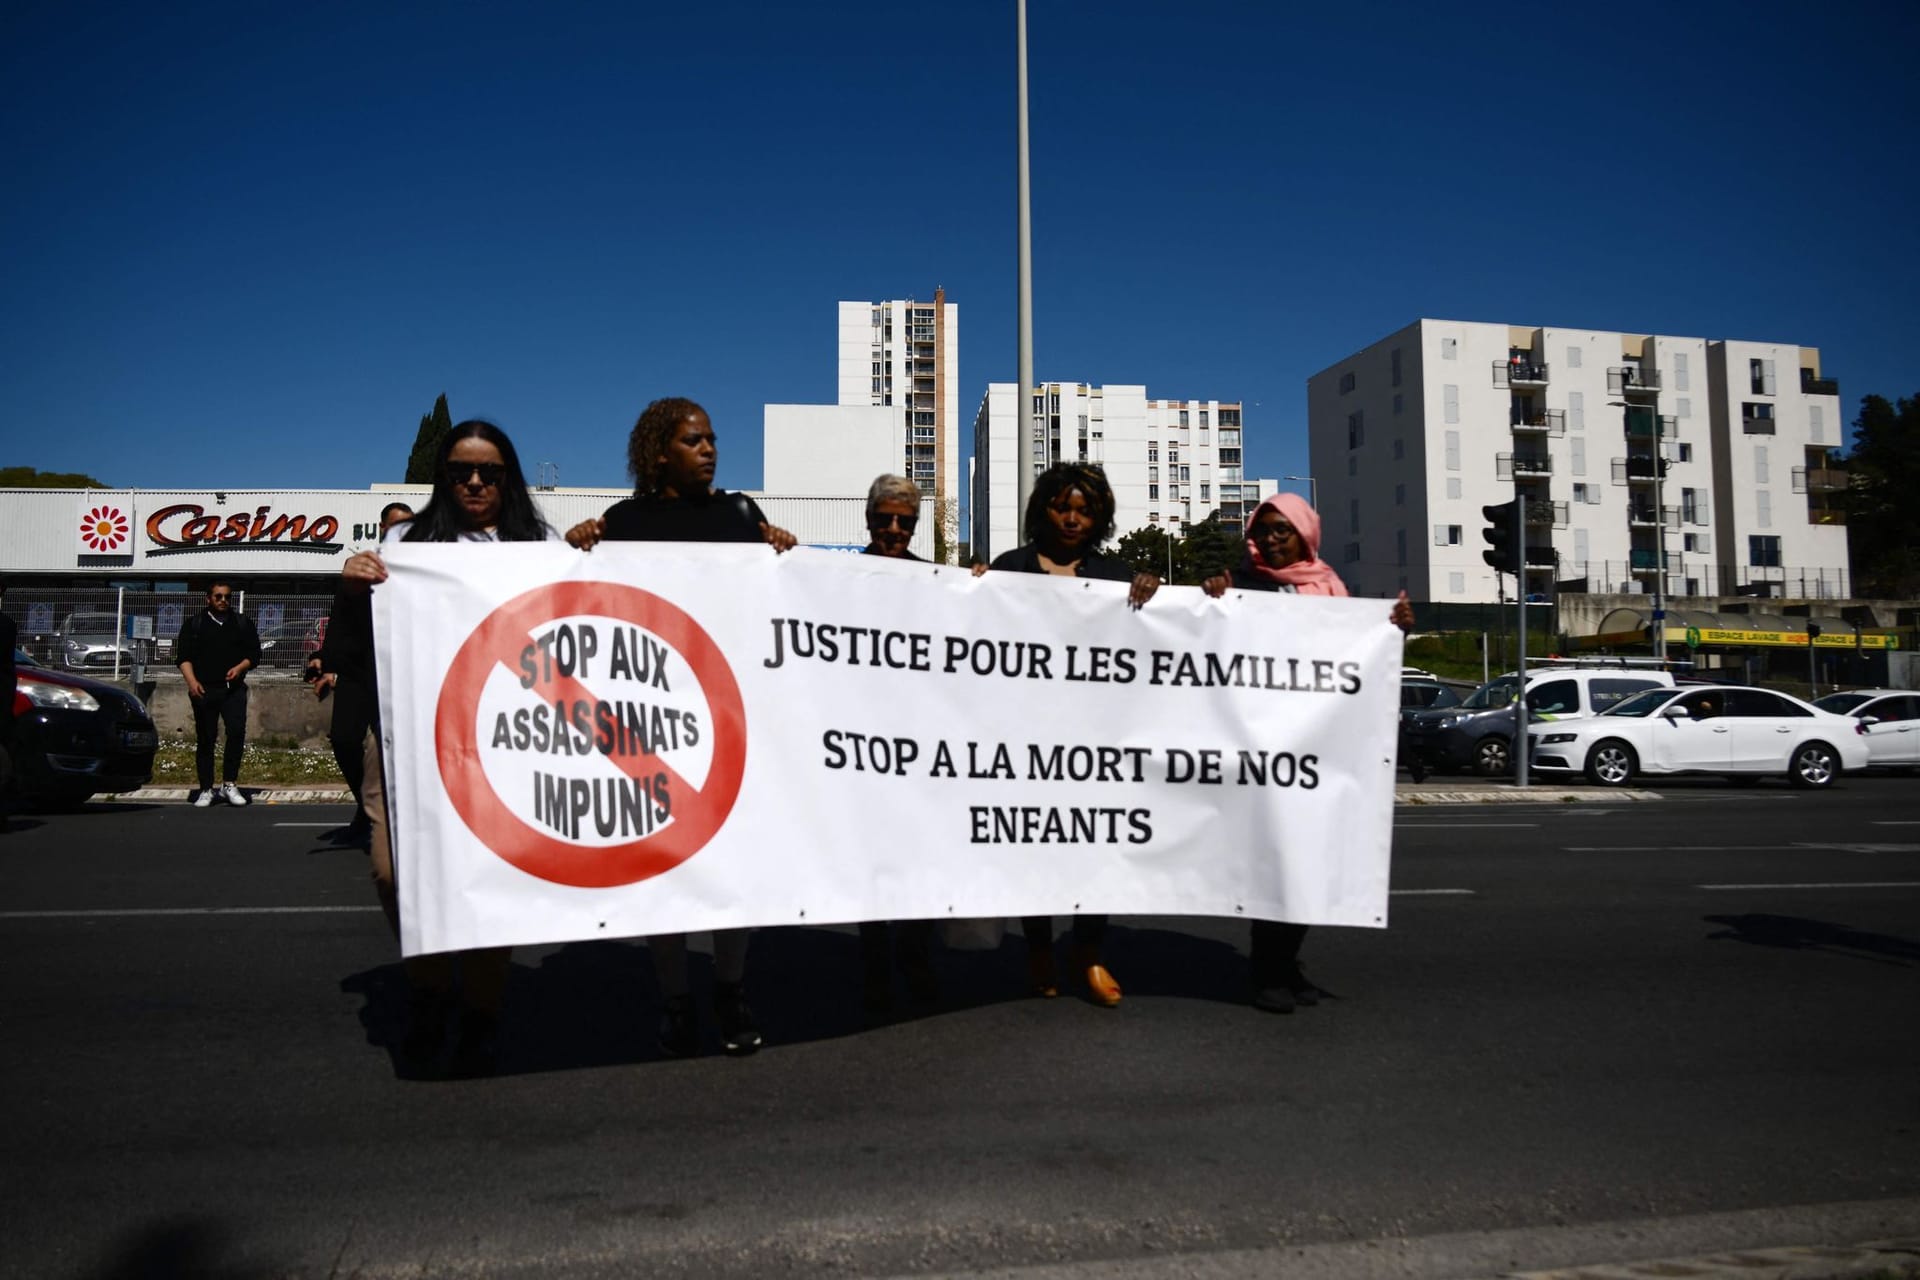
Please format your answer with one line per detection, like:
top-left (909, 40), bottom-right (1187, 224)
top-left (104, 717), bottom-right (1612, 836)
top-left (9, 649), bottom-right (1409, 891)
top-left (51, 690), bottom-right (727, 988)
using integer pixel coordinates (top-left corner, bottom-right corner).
top-left (1514, 493), bottom-right (1528, 788)
top-left (1014, 0), bottom-right (1036, 528)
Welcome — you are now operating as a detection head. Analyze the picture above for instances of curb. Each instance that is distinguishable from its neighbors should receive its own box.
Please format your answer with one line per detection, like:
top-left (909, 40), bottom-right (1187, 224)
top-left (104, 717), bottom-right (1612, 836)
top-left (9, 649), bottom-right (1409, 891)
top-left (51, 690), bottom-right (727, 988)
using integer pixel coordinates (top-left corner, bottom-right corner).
top-left (1504, 1235), bottom-right (1920, 1280)
top-left (108, 787), bottom-right (353, 804)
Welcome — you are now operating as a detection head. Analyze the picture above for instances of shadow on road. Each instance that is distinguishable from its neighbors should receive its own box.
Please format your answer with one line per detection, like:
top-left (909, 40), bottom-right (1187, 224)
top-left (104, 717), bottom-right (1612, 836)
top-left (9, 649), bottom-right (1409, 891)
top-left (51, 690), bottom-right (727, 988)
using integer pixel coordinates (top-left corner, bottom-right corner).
top-left (83, 1215), bottom-right (277, 1280)
top-left (340, 919), bottom-right (1255, 1078)
top-left (1704, 913), bottom-right (1920, 966)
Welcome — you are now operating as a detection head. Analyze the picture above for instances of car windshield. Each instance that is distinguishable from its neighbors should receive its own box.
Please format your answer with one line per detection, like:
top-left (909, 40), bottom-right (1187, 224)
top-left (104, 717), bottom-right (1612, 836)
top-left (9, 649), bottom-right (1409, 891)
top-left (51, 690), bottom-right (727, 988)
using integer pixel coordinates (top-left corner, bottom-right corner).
top-left (1603, 688), bottom-right (1682, 718)
top-left (1457, 678), bottom-right (1518, 711)
top-left (15, 647), bottom-right (39, 668)
top-left (64, 616), bottom-right (121, 635)
top-left (1813, 692), bottom-right (1874, 715)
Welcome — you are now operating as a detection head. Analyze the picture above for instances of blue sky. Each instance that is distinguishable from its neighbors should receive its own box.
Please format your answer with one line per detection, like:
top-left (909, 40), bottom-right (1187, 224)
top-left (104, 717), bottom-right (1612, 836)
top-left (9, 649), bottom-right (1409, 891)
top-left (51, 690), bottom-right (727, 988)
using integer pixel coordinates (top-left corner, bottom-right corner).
top-left (5, 1), bottom-right (1916, 514)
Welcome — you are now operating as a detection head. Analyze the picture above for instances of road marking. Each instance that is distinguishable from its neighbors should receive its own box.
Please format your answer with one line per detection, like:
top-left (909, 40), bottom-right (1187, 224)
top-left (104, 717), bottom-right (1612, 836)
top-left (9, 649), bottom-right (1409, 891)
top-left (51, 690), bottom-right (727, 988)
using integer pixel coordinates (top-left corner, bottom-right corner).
top-left (1698, 881), bottom-right (1920, 891)
top-left (0, 906), bottom-right (383, 920)
top-left (1872, 821), bottom-right (1920, 826)
top-left (1389, 888), bottom-right (1476, 896)
top-left (1395, 823), bottom-right (1537, 829)
top-left (1564, 845), bottom-right (1806, 852)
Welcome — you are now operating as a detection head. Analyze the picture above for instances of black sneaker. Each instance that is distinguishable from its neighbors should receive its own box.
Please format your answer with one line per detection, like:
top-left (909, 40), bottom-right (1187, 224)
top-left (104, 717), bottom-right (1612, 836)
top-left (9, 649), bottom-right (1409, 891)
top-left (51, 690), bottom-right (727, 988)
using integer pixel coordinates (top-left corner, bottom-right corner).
top-left (658, 995), bottom-right (698, 1058)
top-left (713, 982), bottom-right (763, 1056)
top-left (1284, 964), bottom-right (1325, 1007)
top-left (1251, 984), bottom-right (1296, 1015)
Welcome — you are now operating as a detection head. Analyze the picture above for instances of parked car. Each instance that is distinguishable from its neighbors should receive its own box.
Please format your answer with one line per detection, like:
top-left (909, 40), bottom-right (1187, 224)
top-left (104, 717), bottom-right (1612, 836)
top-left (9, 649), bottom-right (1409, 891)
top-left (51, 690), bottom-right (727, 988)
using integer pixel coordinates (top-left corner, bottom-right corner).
top-left (1400, 665), bottom-right (1676, 778)
top-left (1813, 690), bottom-right (1920, 771)
top-left (257, 617), bottom-right (327, 669)
top-left (1528, 684), bottom-right (1868, 789)
top-left (54, 611), bottom-right (137, 672)
top-left (7, 648), bottom-right (158, 809)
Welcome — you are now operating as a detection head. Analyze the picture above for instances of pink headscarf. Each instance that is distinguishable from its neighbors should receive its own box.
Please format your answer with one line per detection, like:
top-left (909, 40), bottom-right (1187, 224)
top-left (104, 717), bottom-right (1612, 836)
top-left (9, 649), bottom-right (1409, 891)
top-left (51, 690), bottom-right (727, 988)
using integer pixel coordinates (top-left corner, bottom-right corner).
top-left (1243, 491), bottom-right (1348, 596)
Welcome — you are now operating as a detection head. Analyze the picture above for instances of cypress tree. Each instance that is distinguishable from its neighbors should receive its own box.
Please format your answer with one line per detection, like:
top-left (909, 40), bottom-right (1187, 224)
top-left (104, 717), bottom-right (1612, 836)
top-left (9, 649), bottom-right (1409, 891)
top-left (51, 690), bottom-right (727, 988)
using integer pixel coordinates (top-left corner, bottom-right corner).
top-left (404, 394), bottom-right (453, 483)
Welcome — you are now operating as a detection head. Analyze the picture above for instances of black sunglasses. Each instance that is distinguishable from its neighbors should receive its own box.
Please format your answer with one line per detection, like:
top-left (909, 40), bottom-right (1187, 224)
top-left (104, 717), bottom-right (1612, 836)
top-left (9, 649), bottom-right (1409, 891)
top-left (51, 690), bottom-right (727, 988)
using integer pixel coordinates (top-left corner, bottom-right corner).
top-left (1251, 522), bottom-right (1299, 541)
top-left (445, 462), bottom-right (508, 488)
top-left (868, 511), bottom-right (919, 533)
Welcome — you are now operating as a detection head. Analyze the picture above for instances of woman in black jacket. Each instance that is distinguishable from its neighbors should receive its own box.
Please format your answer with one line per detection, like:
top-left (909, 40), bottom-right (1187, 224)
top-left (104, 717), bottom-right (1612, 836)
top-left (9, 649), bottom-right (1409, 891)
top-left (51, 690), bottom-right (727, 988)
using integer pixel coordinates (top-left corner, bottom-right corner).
top-left (972, 462), bottom-right (1158, 1006)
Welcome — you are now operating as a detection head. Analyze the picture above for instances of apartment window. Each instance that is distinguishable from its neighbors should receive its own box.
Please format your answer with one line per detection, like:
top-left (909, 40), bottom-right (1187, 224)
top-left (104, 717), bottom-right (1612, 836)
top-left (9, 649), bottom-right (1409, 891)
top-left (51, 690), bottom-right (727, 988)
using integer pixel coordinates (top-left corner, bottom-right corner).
top-left (1684, 532), bottom-right (1710, 553)
top-left (1446, 477), bottom-right (1462, 499)
top-left (1742, 402), bottom-right (1775, 433)
top-left (1199, 409), bottom-right (1209, 428)
top-left (1200, 484), bottom-right (1210, 501)
top-left (1674, 352), bottom-right (1691, 392)
top-left (1393, 393), bottom-right (1404, 415)
top-left (1396, 529), bottom-right (1407, 567)
top-left (1433, 524), bottom-right (1462, 546)
top-left (1147, 443), bottom-right (1158, 462)
top-left (1178, 409), bottom-right (1190, 427)
top-left (1198, 463), bottom-right (1210, 482)
top-left (1169, 447), bottom-right (1179, 464)
top-left (1349, 499), bottom-right (1360, 534)
top-left (1749, 535), bottom-right (1781, 568)
top-left (1573, 482), bottom-right (1591, 504)
top-left (1565, 345), bottom-right (1582, 369)
top-left (1148, 484), bottom-right (1159, 500)
top-left (1338, 372), bottom-right (1356, 394)
top-left (1749, 358), bottom-right (1775, 395)
top-left (1574, 528), bottom-right (1590, 562)
top-left (1199, 428), bottom-right (1209, 446)
top-left (1148, 465), bottom-right (1159, 482)
top-left (1570, 436), bottom-right (1587, 477)
top-left (1395, 483), bottom-right (1406, 506)
top-left (1391, 348), bottom-right (1403, 387)
top-left (1569, 390), bottom-right (1584, 432)
top-left (1149, 512), bottom-right (1159, 524)
top-left (1447, 571), bottom-right (1464, 594)
top-left (1443, 385), bottom-right (1459, 425)
top-left (1756, 489), bottom-right (1772, 528)
top-left (1169, 485), bottom-right (1180, 501)
top-left (1676, 397), bottom-right (1692, 420)
top-left (1677, 442), bottom-right (1694, 463)
top-left (871, 378), bottom-right (881, 394)
top-left (1754, 445), bottom-right (1770, 484)
top-left (1393, 438), bottom-right (1405, 460)
top-left (1809, 404), bottom-right (1825, 443)
top-left (1681, 488), bottom-right (1700, 523)
top-left (1347, 411), bottom-right (1364, 448)
top-left (1444, 430), bottom-right (1460, 471)
top-left (1441, 337), bottom-right (1457, 360)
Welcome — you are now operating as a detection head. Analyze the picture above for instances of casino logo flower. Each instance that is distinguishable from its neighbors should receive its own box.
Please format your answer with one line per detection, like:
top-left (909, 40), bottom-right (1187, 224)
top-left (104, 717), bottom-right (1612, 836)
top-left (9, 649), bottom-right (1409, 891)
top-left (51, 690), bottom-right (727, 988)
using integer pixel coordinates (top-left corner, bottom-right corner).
top-left (80, 504), bottom-right (130, 553)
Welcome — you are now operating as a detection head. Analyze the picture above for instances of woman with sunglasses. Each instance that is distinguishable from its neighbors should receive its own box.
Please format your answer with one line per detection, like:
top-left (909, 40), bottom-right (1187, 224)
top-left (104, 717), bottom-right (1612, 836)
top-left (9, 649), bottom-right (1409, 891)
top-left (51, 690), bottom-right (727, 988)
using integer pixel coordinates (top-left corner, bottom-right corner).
top-left (1201, 492), bottom-right (1413, 1015)
top-left (851, 475), bottom-right (939, 1014)
top-left (341, 420), bottom-right (560, 1075)
top-left (971, 462), bottom-right (1159, 1007)
top-left (566, 397), bottom-right (794, 1057)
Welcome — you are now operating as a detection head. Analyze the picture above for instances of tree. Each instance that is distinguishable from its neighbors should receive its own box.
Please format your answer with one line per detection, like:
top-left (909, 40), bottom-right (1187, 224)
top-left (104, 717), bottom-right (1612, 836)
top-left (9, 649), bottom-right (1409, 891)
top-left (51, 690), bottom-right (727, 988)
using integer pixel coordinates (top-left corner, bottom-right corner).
top-left (0, 466), bottom-right (113, 488)
top-left (404, 394), bottom-right (454, 483)
top-left (1114, 514), bottom-right (1244, 586)
top-left (1840, 392), bottom-right (1920, 596)
top-left (1114, 524), bottom-right (1187, 582)
top-left (1181, 512), bottom-right (1245, 584)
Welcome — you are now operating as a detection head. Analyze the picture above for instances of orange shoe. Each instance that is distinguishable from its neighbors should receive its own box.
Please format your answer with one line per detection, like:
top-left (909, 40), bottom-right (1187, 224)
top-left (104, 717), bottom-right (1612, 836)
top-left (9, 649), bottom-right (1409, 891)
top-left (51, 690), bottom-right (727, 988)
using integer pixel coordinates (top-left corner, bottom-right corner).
top-left (1084, 964), bottom-right (1122, 1008)
top-left (1027, 947), bottom-right (1059, 998)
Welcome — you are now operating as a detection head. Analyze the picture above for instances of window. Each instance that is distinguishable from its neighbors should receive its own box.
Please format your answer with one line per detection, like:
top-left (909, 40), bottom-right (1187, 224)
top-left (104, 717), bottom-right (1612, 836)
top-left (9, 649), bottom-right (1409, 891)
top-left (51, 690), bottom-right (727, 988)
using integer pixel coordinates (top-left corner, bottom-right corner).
top-left (1199, 428), bottom-right (1208, 446)
top-left (1393, 393), bottom-right (1404, 415)
top-left (1756, 489), bottom-right (1772, 528)
top-left (1433, 524), bottom-right (1462, 546)
top-left (1447, 477), bottom-right (1462, 499)
top-left (1169, 485), bottom-right (1180, 501)
top-left (1395, 483), bottom-right (1406, 506)
top-left (1338, 372), bottom-right (1356, 394)
top-left (1149, 512), bottom-right (1159, 524)
top-left (1749, 357), bottom-right (1775, 395)
top-left (1147, 442), bottom-right (1158, 462)
top-left (1441, 337), bottom-right (1457, 360)
top-left (1526, 680), bottom-right (1580, 715)
top-left (1449, 571), bottom-right (1465, 594)
top-left (1680, 487), bottom-right (1700, 523)
top-left (1742, 402), bottom-right (1775, 433)
top-left (1573, 482), bottom-right (1591, 504)
top-left (1347, 411), bottom-right (1365, 448)
top-left (1566, 346), bottom-right (1582, 369)
top-left (1677, 442), bottom-right (1694, 463)
top-left (1393, 438), bottom-right (1405, 460)
top-left (1443, 385), bottom-right (1459, 425)
top-left (1148, 466), bottom-right (1159, 482)
top-left (1391, 348), bottom-right (1403, 387)
top-left (1148, 484), bottom-right (1159, 500)
top-left (1749, 535), bottom-right (1781, 567)
top-left (1573, 528), bottom-right (1589, 561)
top-left (1674, 352), bottom-right (1690, 392)
top-left (1199, 409), bottom-right (1209, 428)
top-left (1684, 532), bottom-right (1710, 553)
top-left (1727, 688), bottom-right (1810, 718)
top-left (1754, 445), bottom-right (1770, 484)
top-left (1591, 678), bottom-right (1661, 711)
top-left (1349, 499), bottom-right (1360, 534)
top-left (1570, 436), bottom-right (1586, 477)
top-left (1569, 390), bottom-right (1584, 432)
top-left (1444, 430), bottom-right (1460, 471)
top-left (1809, 404), bottom-right (1825, 442)
top-left (1179, 409), bottom-right (1190, 427)
top-left (1200, 484), bottom-right (1210, 501)
top-left (1179, 465), bottom-right (1191, 483)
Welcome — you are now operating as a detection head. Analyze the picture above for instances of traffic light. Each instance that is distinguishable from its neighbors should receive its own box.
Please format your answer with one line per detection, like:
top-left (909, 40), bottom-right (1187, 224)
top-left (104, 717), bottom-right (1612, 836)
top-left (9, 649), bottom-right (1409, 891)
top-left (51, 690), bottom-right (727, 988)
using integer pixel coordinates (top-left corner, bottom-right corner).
top-left (1482, 499), bottom-right (1519, 573)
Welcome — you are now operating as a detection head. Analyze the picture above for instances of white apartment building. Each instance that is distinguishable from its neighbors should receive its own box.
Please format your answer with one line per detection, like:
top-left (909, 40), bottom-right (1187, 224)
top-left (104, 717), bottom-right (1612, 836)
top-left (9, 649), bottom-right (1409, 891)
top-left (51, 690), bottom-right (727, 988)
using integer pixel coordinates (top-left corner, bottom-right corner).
top-left (1306, 319), bottom-right (1849, 603)
top-left (837, 291), bottom-right (961, 559)
top-left (968, 382), bottom-right (1274, 563)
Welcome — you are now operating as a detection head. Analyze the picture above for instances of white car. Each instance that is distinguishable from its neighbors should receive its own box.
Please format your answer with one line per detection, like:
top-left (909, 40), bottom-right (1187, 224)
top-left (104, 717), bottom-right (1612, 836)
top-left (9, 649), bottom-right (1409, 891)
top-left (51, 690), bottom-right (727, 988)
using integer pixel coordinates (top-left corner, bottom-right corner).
top-left (1814, 690), bottom-right (1920, 770)
top-left (1527, 684), bottom-right (1868, 789)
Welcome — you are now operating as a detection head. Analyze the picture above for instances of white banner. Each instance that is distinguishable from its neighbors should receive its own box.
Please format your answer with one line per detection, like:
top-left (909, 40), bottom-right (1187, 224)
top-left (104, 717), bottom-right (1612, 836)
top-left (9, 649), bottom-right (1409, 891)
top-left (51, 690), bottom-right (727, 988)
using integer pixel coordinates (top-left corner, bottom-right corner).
top-left (375, 544), bottom-right (1404, 956)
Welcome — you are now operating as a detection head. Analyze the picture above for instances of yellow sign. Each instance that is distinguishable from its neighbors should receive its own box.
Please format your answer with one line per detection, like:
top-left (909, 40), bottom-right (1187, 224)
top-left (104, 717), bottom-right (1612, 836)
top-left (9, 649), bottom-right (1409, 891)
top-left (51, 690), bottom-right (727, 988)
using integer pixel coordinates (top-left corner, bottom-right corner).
top-left (1668, 626), bottom-right (1897, 651)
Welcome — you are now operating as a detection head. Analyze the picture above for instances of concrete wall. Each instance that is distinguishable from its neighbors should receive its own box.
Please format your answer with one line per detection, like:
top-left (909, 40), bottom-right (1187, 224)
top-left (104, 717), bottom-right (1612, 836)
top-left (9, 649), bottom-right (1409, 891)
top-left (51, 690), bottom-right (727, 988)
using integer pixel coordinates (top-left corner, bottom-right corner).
top-left (138, 673), bottom-right (338, 752)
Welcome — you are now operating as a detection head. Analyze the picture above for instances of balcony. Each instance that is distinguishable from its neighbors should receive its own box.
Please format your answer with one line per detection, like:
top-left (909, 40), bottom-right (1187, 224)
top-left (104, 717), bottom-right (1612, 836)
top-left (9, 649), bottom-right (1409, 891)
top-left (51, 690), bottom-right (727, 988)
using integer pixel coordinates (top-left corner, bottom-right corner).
top-left (1492, 360), bottom-right (1549, 388)
top-left (1623, 411), bottom-right (1679, 440)
top-left (1800, 369), bottom-right (1840, 396)
top-left (1611, 455), bottom-right (1664, 483)
top-left (1791, 465), bottom-right (1849, 493)
top-left (1742, 414), bottom-right (1776, 435)
top-left (1628, 548), bottom-right (1676, 571)
top-left (1497, 451), bottom-right (1553, 478)
top-left (1809, 507), bottom-right (1847, 526)
top-left (1523, 500), bottom-right (1569, 528)
top-left (1626, 503), bottom-right (1680, 528)
top-left (1511, 409), bottom-right (1566, 436)
top-left (1607, 366), bottom-right (1661, 395)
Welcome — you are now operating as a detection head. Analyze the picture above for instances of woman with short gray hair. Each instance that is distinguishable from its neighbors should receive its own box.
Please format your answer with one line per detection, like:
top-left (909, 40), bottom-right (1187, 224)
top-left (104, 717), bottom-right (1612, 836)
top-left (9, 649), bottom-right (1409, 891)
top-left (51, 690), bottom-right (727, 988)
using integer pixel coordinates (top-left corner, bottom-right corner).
top-left (863, 474), bottom-right (924, 562)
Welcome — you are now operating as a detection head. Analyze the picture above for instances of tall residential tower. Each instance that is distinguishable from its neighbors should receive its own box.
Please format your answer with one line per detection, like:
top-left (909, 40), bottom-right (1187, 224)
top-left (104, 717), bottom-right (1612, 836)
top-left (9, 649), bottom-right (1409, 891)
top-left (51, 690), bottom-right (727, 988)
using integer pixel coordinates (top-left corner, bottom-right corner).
top-left (837, 291), bottom-right (961, 559)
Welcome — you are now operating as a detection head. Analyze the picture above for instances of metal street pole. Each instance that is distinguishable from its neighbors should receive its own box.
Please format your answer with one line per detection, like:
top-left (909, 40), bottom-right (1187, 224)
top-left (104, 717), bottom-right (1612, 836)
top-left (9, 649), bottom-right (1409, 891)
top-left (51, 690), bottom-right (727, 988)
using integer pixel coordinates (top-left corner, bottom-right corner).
top-left (1015, 0), bottom-right (1036, 528)
top-left (1515, 493), bottom-right (1528, 788)
top-left (1285, 473), bottom-right (1316, 510)
top-left (1651, 413), bottom-right (1668, 665)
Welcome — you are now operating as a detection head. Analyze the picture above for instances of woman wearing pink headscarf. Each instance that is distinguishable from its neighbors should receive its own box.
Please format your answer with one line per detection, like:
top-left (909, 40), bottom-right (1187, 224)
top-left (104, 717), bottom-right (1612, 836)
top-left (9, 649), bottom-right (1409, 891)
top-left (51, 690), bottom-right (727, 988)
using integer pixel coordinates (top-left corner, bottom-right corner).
top-left (1203, 492), bottom-right (1412, 1014)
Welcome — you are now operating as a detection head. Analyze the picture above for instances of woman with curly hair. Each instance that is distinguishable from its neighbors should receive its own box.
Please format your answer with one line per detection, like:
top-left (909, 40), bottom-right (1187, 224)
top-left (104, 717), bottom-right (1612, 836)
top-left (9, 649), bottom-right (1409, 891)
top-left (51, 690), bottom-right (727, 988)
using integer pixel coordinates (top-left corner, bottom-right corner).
top-left (971, 462), bottom-right (1159, 1007)
top-left (568, 398), bottom-right (794, 1057)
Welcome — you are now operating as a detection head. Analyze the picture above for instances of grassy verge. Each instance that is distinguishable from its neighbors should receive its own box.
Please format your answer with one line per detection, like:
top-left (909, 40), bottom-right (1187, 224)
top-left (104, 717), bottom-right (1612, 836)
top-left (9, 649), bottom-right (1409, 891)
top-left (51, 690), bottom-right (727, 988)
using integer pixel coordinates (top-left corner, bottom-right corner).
top-left (150, 738), bottom-right (346, 788)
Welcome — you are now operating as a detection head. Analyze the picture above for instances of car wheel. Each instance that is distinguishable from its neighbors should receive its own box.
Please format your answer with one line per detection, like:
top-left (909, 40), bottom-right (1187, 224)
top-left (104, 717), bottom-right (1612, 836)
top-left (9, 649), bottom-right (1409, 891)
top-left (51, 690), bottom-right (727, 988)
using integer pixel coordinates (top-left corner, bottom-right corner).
top-left (1584, 739), bottom-right (1637, 787)
top-left (1473, 737), bottom-right (1512, 777)
top-left (1788, 741), bottom-right (1839, 789)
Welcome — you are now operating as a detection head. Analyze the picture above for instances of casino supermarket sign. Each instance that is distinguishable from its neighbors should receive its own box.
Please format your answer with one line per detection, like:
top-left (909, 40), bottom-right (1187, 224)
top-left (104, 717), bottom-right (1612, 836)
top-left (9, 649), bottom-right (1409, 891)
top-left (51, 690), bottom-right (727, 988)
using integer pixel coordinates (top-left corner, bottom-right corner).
top-left (144, 501), bottom-right (344, 556)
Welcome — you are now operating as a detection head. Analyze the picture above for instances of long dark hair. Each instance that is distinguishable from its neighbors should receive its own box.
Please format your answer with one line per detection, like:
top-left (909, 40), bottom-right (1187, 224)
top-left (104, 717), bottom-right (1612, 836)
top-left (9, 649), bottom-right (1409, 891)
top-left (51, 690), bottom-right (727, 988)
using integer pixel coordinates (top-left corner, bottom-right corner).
top-left (401, 419), bottom-right (550, 543)
top-left (1023, 461), bottom-right (1118, 549)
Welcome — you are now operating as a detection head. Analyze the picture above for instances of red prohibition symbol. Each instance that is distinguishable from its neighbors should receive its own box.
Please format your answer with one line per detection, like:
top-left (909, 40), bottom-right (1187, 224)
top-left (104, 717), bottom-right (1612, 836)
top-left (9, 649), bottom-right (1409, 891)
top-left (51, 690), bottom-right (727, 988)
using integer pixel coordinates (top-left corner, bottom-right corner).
top-left (435, 581), bottom-right (746, 888)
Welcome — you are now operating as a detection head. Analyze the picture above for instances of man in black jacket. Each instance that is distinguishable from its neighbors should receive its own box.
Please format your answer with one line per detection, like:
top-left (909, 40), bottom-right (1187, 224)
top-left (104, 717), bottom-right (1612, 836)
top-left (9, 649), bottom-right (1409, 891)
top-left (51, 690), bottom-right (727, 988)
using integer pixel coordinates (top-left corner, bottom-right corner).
top-left (176, 579), bottom-right (261, 807)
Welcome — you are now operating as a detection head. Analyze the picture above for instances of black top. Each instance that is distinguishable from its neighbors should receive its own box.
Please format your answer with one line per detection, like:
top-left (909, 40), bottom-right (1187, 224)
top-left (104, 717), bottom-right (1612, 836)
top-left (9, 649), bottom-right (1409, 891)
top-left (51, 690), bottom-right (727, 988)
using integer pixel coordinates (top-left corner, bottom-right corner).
top-left (989, 544), bottom-right (1136, 582)
top-left (315, 583), bottom-right (375, 685)
top-left (174, 609), bottom-right (262, 692)
top-left (601, 491), bottom-right (770, 544)
top-left (861, 545), bottom-right (923, 561)
top-left (1227, 563), bottom-right (1294, 594)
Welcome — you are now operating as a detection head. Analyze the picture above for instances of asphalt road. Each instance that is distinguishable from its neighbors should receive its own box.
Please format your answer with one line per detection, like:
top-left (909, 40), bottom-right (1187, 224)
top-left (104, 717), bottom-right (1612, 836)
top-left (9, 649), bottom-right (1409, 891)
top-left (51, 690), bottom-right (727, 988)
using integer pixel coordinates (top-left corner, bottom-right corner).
top-left (2, 777), bottom-right (1917, 1279)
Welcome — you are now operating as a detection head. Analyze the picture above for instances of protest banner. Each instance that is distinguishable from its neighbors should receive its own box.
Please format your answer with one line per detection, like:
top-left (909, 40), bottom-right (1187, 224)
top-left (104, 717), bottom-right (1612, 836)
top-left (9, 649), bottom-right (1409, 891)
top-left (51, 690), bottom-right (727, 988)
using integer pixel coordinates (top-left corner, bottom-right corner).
top-left (374, 543), bottom-right (1404, 956)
